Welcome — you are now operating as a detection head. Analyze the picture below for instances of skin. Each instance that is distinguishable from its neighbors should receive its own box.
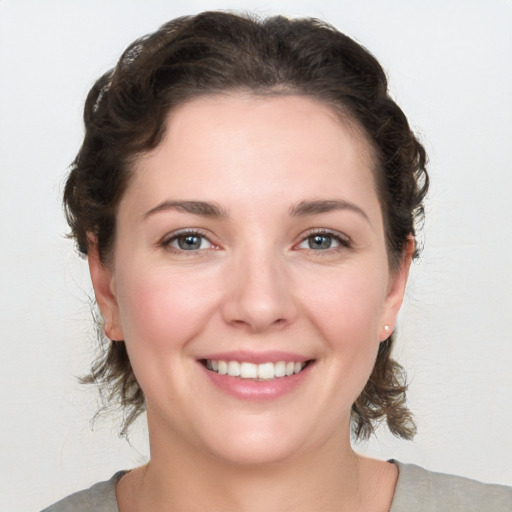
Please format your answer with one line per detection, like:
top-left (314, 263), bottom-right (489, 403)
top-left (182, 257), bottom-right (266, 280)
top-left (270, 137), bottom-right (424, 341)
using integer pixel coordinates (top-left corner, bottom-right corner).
top-left (89, 93), bottom-right (413, 511)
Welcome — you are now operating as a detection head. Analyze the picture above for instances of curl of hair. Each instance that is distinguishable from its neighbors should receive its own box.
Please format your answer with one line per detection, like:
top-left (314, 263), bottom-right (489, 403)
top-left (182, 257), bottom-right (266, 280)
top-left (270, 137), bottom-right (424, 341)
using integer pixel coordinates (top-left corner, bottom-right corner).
top-left (352, 337), bottom-right (416, 440)
top-left (64, 11), bottom-right (428, 439)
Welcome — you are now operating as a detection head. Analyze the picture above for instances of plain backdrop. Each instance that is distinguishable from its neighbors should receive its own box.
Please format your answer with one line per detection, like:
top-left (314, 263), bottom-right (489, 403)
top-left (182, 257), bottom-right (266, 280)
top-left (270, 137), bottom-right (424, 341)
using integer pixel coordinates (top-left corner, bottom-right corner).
top-left (1, 1), bottom-right (511, 510)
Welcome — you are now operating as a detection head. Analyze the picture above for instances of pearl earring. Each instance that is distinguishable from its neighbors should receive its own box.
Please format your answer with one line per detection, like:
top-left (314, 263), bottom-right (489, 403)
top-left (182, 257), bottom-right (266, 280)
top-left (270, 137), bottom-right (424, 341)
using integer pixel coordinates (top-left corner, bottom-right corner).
top-left (384, 325), bottom-right (390, 332)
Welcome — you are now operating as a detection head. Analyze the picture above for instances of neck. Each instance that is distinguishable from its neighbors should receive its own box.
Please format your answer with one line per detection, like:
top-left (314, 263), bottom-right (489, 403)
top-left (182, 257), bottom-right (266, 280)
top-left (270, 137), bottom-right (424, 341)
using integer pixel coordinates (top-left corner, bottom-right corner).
top-left (117, 417), bottom-right (397, 512)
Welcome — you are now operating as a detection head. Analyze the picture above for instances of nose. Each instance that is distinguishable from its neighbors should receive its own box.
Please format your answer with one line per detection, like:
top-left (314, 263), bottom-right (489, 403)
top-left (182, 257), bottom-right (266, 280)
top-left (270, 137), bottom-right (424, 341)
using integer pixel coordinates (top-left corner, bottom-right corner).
top-left (221, 248), bottom-right (298, 333)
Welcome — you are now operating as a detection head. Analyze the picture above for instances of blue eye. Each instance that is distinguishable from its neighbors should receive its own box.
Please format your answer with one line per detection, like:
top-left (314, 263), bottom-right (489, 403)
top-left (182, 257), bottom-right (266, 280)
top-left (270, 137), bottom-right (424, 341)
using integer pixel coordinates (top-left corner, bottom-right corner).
top-left (297, 231), bottom-right (348, 251)
top-left (308, 234), bottom-right (337, 250)
top-left (165, 232), bottom-right (213, 251)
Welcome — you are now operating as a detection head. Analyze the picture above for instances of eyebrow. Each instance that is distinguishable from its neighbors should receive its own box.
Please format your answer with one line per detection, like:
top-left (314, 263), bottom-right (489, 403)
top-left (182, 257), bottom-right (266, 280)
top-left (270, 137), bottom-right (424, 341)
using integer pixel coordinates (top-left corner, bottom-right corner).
top-left (143, 200), bottom-right (229, 219)
top-left (143, 198), bottom-right (369, 222)
top-left (289, 199), bottom-right (369, 222)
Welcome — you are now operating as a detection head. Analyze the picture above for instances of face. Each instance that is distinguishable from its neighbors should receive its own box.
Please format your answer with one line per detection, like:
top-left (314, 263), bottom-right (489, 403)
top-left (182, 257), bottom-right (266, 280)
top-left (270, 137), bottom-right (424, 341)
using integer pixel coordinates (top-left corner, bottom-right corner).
top-left (90, 94), bottom-right (410, 466)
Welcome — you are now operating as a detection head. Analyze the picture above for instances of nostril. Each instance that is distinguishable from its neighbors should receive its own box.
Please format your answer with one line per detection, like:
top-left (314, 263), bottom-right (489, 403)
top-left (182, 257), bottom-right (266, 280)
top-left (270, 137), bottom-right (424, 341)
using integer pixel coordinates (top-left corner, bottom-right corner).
top-left (221, 270), bottom-right (298, 333)
top-left (229, 316), bottom-right (288, 332)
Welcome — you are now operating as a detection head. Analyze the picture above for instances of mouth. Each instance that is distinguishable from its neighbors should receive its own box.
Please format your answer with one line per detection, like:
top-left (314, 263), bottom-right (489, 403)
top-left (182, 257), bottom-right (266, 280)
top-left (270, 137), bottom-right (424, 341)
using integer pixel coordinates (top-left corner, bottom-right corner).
top-left (201, 359), bottom-right (313, 380)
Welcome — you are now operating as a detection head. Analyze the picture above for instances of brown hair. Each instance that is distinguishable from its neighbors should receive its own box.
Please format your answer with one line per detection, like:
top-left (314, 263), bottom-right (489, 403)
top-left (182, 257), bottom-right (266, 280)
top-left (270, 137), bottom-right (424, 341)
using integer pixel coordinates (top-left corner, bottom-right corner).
top-left (65, 11), bottom-right (428, 439)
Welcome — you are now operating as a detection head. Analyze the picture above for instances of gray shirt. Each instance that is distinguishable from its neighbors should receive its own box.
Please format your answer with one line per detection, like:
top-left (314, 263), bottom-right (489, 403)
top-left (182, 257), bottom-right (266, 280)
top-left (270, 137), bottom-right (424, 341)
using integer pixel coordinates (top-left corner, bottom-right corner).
top-left (40, 461), bottom-right (512, 511)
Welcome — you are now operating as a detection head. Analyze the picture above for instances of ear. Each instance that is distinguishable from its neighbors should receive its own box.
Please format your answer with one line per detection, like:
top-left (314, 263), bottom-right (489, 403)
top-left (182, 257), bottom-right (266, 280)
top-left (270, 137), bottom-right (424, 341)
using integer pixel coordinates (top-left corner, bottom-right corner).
top-left (379, 236), bottom-right (414, 341)
top-left (87, 236), bottom-right (124, 341)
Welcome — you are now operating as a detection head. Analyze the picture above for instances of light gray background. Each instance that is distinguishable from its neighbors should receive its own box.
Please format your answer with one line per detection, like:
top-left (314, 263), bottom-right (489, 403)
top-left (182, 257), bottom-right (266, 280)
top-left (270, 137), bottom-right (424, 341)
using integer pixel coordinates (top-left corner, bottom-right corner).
top-left (1, 1), bottom-right (511, 510)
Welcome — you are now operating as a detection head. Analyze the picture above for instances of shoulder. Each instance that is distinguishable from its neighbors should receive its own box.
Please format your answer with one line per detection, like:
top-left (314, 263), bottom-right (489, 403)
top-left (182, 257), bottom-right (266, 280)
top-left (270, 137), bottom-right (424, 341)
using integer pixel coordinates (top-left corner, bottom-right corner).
top-left (39, 472), bottom-right (125, 512)
top-left (390, 460), bottom-right (512, 512)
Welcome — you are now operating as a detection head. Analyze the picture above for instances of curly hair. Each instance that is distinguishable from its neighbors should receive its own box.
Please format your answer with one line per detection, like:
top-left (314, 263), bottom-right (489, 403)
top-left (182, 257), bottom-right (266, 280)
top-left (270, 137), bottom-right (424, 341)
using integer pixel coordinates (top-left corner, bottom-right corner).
top-left (64, 11), bottom-right (428, 440)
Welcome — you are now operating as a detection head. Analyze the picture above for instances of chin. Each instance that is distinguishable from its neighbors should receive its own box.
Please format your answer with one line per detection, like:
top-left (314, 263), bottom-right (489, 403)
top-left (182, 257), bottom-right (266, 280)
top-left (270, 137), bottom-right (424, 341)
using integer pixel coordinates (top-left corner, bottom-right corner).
top-left (196, 413), bottom-right (331, 468)
top-left (209, 434), bottom-right (304, 467)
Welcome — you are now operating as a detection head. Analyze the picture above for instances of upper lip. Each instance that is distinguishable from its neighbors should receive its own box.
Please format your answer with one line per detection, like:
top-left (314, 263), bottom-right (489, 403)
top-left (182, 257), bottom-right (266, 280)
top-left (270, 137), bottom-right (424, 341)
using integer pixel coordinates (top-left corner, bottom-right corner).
top-left (199, 350), bottom-right (311, 364)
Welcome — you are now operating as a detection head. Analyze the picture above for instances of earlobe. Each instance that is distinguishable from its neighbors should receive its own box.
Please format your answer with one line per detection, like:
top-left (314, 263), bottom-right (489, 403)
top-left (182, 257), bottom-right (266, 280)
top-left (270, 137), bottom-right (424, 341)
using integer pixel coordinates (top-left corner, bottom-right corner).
top-left (87, 236), bottom-right (124, 341)
top-left (380, 236), bottom-right (415, 341)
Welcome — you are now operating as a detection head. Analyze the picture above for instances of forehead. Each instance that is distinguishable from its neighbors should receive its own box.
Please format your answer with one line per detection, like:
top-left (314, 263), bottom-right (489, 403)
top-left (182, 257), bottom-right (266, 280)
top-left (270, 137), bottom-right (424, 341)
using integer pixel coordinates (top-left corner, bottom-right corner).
top-left (165, 92), bottom-right (375, 164)
top-left (125, 93), bottom-right (380, 216)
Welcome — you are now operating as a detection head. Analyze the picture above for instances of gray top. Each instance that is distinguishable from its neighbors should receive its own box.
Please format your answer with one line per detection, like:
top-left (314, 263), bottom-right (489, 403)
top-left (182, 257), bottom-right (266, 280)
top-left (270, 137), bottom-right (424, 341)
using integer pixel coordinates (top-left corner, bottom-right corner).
top-left (40, 461), bottom-right (512, 511)
top-left (388, 461), bottom-right (512, 512)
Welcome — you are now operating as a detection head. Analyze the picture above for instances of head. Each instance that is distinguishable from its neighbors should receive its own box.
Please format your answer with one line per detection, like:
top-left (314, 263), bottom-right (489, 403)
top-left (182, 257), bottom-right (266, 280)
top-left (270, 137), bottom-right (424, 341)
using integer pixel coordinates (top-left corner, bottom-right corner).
top-left (65, 11), bottom-right (428, 441)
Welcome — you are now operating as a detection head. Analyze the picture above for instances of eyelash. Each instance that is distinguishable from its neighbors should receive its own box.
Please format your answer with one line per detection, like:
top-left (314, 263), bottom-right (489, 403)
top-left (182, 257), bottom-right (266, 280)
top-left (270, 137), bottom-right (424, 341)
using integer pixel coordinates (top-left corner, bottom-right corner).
top-left (296, 229), bottom-right (351, 252)
top-left (160, 229), bottom-right (216, 253)
top-left (160, 228), bottom-right (351, 254)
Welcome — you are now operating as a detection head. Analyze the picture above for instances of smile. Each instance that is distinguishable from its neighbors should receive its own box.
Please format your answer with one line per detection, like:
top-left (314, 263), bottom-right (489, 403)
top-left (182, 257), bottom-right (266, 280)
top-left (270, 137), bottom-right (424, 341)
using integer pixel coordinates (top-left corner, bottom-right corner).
top-left (204, 360), bottom-right (308, 380)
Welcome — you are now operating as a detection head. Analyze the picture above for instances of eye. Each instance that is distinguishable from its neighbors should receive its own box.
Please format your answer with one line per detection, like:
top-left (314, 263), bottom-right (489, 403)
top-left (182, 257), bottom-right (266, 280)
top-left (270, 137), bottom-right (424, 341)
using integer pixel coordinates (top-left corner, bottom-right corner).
top-left (297, 231), bottom-right (349, 251)
top-left (162, 231), bottom-right (215, 252)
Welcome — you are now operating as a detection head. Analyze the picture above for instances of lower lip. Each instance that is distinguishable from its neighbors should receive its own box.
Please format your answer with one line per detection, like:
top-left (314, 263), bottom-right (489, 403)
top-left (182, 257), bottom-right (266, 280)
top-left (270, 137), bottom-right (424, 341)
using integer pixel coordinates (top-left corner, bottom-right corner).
top-left (200, 362), bottom-right (313, 400)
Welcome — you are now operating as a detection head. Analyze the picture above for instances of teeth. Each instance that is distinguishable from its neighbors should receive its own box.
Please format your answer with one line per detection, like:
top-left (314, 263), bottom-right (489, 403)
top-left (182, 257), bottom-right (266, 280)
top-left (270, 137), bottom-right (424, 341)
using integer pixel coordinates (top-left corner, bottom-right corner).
top-left (258, 362), bottom-right (274, 379)
top-left (240, 362), bottom-right (258, 378)
top-left (228, 361), bottom-right (241, 377)
top-left (218, 360), bottom-right (228, 375)
top-left (274, 361), bottom-right (286, 377)
top-left (206, 359), bottom-right (307, 379)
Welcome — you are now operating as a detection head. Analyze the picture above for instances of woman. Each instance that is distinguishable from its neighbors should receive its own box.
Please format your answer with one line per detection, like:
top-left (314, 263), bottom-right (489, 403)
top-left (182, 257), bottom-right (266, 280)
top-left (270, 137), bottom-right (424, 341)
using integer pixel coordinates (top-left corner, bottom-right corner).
top-left (41, 11), bottom-right (511, 512)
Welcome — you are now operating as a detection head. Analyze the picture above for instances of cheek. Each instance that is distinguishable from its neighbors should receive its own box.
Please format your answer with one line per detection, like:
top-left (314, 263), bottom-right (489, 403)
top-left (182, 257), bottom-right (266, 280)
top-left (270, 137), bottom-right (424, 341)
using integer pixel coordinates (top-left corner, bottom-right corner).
top-left (114, 263), bottom-right (219, 352)
top-left (303, 265), bottom-right (387, 341)
top-left (111, 263), bottom-right (223, 405)
top-left (299, 265), bottom-right (387, 394)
